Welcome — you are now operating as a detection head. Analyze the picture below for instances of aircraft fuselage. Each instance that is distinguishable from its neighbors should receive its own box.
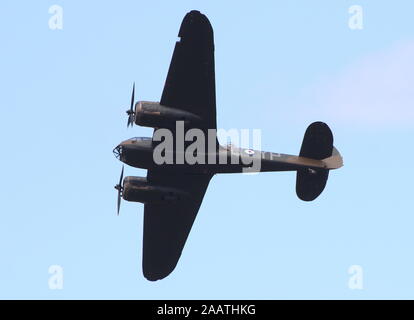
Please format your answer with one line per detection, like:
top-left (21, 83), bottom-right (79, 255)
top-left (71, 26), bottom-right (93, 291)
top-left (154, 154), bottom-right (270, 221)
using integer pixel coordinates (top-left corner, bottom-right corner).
top-left (113, 136), bottom-right (334, 174)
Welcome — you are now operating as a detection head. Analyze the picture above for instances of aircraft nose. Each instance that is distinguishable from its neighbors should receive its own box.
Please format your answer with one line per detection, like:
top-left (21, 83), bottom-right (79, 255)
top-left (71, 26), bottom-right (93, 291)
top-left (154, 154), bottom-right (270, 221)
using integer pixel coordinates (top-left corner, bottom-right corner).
top-left (113, 144), bottom-right (123, 160)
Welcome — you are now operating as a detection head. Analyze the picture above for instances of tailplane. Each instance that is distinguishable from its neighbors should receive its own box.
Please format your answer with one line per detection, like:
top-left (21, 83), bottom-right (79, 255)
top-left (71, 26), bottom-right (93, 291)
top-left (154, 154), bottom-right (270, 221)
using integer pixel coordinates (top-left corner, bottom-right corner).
top-left (296, 122), bottom-right (342, 201)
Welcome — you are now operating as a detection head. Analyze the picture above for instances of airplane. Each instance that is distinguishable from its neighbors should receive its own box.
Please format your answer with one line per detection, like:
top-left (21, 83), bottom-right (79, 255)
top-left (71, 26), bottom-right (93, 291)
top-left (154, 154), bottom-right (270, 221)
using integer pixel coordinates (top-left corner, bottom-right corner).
top-left (113, 10), bottom-right (343, 281)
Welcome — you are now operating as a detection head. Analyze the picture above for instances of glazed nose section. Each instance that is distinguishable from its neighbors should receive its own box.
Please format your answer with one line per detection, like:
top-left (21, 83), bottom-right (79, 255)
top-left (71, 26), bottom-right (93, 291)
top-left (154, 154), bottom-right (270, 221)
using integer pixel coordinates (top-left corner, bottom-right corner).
top-left (113, 144), bottom-right (123, 160)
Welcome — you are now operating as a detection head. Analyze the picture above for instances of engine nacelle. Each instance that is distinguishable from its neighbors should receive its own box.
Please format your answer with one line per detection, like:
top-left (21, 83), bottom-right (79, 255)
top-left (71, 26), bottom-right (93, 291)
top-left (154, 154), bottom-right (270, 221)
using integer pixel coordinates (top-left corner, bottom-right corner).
top-left (122, 176), bottom-right (189, 204)
top-left (134, 101), bottom-right (202, 129)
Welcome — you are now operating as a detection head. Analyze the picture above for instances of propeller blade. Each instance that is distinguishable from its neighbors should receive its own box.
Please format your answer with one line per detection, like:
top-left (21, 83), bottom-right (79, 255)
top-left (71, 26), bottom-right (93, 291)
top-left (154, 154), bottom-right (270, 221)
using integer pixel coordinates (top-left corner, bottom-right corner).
top-left (116, 166), bottom-right (124, 215)
top-left (119, 165), bottom-right (124, 186)
top-left (117, 189), bottom-right (121, 215)
top-left (130, 82), bottom-right (135, 111)
top-left (127, 83), bottom-right (135, 128)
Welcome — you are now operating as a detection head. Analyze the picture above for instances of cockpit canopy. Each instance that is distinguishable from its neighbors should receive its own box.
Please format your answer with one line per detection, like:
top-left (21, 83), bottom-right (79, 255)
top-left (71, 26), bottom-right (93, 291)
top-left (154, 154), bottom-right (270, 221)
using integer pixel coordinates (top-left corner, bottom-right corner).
top-left (113, 137), bottom-right (152, 160)
top-left (130, 137), bottom-right (152, 143)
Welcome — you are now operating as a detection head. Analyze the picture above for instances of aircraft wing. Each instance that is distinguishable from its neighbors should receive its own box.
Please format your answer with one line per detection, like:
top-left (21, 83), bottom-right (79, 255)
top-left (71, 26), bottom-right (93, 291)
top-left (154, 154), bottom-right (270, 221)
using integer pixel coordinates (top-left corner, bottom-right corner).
top-left (160, 10), bottom-right (216, 131)
top-left (142, 169), bottom-right (213, 281)
top-left (142, 11), bottom-right (216, 281)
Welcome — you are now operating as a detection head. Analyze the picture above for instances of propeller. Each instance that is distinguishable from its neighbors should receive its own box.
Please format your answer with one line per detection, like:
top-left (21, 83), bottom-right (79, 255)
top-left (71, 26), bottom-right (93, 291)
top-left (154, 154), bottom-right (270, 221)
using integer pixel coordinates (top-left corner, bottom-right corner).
top-left (114, 165), bottom-right (124, 215)
top-left (126, 83), bottom-right (135, 127)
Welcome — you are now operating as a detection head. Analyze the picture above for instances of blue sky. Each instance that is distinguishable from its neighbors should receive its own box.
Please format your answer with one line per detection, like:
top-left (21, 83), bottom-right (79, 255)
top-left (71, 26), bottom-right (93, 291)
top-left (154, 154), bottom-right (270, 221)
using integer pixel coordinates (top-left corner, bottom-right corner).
top-left (1, 0), bottom-right (414, 299)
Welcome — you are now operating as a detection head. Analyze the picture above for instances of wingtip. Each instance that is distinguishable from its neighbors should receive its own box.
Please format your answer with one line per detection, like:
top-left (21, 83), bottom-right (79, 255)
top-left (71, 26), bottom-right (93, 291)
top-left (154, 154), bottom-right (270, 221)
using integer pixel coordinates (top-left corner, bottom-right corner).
top-left (143, 268), bottom-right (175, 282)
top-left (142, 254), bottom-right (178, 281)
top-left (179, 10), bottom-right (213, 39)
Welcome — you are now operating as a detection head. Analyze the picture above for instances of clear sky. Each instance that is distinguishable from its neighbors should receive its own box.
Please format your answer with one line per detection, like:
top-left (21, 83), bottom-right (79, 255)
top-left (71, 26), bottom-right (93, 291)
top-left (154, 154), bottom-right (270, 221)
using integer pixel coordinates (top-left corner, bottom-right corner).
top-left (1, 0), bottom-right (414, 299)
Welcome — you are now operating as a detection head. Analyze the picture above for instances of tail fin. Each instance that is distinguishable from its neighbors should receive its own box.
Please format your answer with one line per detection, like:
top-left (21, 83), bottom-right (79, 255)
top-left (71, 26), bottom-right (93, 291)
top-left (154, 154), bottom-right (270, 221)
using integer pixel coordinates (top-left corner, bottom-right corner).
top-left (296, 122), bottom-right (339, 201)
top-left (322, 146), bottom-right (343, 170)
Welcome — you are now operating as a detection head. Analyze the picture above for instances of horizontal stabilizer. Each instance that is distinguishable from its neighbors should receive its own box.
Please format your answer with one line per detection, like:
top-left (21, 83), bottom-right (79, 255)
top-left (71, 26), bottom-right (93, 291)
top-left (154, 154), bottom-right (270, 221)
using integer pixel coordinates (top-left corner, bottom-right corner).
top-left (296, 122), bottom-right (334, 201)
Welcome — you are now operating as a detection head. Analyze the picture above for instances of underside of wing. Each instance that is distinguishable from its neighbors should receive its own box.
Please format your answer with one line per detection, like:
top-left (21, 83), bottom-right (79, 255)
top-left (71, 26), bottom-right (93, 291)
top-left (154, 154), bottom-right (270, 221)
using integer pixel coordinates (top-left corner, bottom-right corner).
top-left (142, 170), bottom-right (213, 281)
top-left (160, 10), bottom-right (216, 131)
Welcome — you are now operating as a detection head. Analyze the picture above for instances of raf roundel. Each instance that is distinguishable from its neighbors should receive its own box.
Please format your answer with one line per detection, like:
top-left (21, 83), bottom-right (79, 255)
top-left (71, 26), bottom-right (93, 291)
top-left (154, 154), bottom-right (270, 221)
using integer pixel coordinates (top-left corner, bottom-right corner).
top-left (244, 149), bottom-right (255, 156)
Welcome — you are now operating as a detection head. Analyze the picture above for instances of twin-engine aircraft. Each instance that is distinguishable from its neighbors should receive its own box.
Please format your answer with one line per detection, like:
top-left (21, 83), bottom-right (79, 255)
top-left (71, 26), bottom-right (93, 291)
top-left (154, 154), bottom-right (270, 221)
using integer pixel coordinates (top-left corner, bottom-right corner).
top-left (113, 10), bottom-right (343, 281)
